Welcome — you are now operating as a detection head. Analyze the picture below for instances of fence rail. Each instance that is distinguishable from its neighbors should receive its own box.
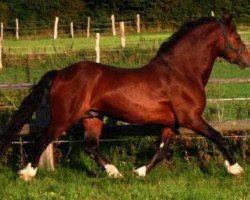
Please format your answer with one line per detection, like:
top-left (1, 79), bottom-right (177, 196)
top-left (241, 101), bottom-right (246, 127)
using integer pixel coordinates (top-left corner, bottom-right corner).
top-left (0, 83), bottom-right (33, 89)
top-left (14, 119), bottom-right (250, 138)
top-left (209, 77), bottom-right (250, 84)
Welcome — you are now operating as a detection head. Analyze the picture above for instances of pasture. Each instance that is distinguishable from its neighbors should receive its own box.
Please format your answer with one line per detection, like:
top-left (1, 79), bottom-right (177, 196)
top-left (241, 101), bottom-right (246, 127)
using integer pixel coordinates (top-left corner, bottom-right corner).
top-left (2, 32), bottom-right (170, 55)
top-left (0, 30), bottom-right (250, 199)
top-left (1, 152), bottom-right (250, 199)
top-left (1, 31), bottom-right (250, 55)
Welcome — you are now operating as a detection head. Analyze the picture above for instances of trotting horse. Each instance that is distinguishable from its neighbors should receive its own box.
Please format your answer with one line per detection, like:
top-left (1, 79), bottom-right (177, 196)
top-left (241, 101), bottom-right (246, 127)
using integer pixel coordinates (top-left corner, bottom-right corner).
top-left (0, 14), bottom-right (250, 180)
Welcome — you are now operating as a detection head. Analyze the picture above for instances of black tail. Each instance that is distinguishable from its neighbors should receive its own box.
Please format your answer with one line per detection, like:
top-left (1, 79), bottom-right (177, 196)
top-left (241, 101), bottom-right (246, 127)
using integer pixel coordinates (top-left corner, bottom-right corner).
top-left (0, 70), bottom-right (57, 159)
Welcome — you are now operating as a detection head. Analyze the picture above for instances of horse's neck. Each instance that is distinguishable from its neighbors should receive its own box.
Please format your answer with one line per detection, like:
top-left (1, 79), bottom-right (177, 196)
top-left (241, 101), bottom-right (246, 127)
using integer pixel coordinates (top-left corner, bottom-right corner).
top-left (152, 26), bottom-right (220, 86)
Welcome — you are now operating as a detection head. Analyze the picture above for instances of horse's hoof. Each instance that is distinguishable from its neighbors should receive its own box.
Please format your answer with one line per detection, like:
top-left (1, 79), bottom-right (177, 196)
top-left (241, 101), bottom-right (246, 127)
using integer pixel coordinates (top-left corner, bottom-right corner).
top-left (18, 163), bottom-right (37, 181)
top-left (104, 164), bottom-right (123, 178)
top-left (224, 160), bottom-right (244, 176)
top-left (19, 173), bottom-right (33, 181)
top-left (134, 166), bottom-right (146, 177)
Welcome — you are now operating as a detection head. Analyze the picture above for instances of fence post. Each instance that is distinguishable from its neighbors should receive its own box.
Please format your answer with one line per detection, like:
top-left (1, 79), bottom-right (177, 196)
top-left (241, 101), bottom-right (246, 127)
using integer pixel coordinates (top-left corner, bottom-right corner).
top-left (136, 14), bottom-right (140, 33)
top-left (0, 22), bottom-right (3, 39)
top-left (70, 22), bottom-right (74, 38)
top-left (54, 16), bottom-right (59, 39)
top-left (95, 33), bottom-right (100, 63)
top-left (87, 16), bottom-right (90, 38)
top-left (16, 18), bottom-right (19, 40)
top-left (120, 21), bottom-right (125, 48)
top-left (111, 14), bottom-right (116, 36)
top-left (0, 38), bottom-right (2, 69)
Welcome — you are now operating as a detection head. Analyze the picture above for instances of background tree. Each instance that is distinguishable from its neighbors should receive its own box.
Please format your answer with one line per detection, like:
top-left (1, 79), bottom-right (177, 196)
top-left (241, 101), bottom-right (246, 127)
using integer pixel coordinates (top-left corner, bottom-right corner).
top-left (0, 0), bottom-right (249, 30)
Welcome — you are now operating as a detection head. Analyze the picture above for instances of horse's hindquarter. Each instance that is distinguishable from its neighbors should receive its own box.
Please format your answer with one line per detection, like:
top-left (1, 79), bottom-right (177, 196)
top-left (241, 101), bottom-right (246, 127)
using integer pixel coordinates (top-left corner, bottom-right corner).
top-left (49, 62), bottom-right (108, 123)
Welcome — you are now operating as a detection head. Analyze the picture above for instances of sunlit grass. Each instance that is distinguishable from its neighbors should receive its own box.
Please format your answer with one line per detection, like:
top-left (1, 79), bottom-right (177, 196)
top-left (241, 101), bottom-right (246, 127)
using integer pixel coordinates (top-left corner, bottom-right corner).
top-left (1, 155), bottom-right (250, 200)
top-left (2, 32), bottom-right (171, 54)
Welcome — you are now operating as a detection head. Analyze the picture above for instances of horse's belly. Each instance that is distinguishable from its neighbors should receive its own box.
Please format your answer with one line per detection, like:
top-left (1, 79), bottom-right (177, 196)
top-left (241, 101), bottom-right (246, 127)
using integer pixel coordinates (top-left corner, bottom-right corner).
top-left (99, 99), bottom-right (175, 126)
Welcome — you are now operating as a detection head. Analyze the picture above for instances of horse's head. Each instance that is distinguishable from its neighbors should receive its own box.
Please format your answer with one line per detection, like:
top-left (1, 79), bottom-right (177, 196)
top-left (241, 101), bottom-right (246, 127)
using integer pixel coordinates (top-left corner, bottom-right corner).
top-left (218, 14), bottom-right (250, 69)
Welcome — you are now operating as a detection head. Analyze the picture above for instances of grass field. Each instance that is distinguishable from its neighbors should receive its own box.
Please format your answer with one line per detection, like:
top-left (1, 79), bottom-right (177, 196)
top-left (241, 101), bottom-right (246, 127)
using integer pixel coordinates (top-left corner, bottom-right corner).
top-left (1, 153), bottom-right (250, 200)
top-left (2, 30), bottom-right (250, 55)
top-left (2, 32), bottom-right (170, 55)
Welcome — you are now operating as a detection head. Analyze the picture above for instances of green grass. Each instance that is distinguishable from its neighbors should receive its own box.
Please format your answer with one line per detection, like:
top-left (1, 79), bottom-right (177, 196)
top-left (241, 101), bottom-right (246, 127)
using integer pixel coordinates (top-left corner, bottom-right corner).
top-left (241, 31), bottom-right (250, 42)
top-left (1, 156), bottom-right (250, 200)
top-left (2, 31), bottom-right (249, 55)
top-left (207, 62), bottom-right (250, 98)
top-left (212, 62), bottom-right (250, 79)
top-left (2, 32), bottom-right (170, 54)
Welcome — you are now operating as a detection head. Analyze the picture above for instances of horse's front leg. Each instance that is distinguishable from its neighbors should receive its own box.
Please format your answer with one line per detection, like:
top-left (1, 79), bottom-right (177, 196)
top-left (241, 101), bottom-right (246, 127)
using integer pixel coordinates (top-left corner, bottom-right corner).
top-left (134, 127), bottom-right (174, 177)
top-left (82, 118), bottom-right (123, 178)
top-left (187, 117), bottom-right (244, 176)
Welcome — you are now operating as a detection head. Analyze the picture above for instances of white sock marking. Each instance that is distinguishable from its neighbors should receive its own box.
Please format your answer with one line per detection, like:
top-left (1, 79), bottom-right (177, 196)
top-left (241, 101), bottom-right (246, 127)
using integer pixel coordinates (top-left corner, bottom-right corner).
top-left (134, 166), bottom-right (147, 177)
top-left (159, 142), bottom-right (164, 148)
top-left (224, 160), bottom-right (244, 176)
top-left (104, 164), bottom-right (123, 178)
top-left (18, 163), bottom-right (37, 181)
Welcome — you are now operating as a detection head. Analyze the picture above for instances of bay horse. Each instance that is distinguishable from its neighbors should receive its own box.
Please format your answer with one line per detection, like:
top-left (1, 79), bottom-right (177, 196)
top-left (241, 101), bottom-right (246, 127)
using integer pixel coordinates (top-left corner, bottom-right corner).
top-left (0, 14), bottom-right (250, 180)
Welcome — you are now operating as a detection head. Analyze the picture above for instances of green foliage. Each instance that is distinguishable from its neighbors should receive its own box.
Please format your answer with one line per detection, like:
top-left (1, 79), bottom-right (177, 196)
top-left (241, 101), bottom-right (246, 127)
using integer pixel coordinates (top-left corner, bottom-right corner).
top-left (0, 0), bottom-right (250, 31)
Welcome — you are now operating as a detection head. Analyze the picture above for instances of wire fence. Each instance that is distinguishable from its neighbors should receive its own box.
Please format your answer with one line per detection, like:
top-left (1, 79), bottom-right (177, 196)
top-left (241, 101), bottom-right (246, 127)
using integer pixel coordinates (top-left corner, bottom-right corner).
top-left (9, 133), bottom-right (250, 146)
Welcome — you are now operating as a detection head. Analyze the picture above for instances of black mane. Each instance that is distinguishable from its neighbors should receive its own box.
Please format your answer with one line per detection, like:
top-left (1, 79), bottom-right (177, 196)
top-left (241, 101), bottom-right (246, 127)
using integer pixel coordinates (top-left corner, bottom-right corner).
top-left (156, 17), bottom-right (217, 55)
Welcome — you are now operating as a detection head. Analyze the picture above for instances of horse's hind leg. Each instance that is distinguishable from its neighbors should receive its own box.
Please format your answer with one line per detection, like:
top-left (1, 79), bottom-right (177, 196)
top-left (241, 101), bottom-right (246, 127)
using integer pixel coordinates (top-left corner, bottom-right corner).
top-left (134, 127), bottom-right (174, 177)
top-left (18, 122), bottom-right (69, 181)
top-left (82, 118), bottom-right (123, 178)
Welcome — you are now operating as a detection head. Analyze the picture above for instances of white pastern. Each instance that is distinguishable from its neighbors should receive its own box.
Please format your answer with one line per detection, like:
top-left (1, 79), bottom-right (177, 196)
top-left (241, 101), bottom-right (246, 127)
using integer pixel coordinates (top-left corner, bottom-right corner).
top-left (104, 164), bottom-right (123, 178)
top-left (159, 142), bottom-right (164, 148)
top-left (134, 166), bottom-right (147, 177)
top-left (224, 160), bottom-right (244, 176)
top-left (18, 163), bottom-right (37, 181)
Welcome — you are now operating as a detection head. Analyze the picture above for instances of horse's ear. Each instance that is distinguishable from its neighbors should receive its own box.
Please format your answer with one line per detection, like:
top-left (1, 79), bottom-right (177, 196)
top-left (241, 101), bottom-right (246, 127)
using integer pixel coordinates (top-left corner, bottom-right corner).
top-left (222, 13), bottom-right (234, 30)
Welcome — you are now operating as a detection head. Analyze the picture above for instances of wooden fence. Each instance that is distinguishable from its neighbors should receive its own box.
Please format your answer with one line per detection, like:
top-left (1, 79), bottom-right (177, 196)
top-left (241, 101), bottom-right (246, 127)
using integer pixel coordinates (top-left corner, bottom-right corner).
top-left (0, 78), bottom-right (250, 170)
top-left (0, 14), bottom-right (142, 40)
